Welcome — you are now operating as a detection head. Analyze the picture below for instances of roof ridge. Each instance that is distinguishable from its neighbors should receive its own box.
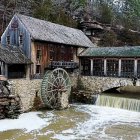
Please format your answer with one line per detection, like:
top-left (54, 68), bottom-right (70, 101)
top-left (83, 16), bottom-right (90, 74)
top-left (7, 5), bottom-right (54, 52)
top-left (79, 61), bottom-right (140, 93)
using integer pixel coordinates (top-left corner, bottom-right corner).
top-left (16, 13), bottom-right (81, 32)
top-left (15, 14), bottom-right (94, 47)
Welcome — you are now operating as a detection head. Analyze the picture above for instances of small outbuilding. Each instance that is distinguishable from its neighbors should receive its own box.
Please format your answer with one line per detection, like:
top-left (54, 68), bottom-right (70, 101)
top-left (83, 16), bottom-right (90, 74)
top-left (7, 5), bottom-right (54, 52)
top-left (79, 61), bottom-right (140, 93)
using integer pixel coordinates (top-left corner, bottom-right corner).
top-left (0, 45), bottom-right (31, 79)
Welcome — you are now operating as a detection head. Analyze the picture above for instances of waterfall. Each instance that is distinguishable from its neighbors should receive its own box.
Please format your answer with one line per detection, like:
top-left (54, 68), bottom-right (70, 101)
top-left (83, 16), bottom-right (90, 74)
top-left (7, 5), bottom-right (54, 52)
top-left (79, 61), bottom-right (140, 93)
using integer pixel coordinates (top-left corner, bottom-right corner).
top-left (95, 94), bottom-right (140, 112)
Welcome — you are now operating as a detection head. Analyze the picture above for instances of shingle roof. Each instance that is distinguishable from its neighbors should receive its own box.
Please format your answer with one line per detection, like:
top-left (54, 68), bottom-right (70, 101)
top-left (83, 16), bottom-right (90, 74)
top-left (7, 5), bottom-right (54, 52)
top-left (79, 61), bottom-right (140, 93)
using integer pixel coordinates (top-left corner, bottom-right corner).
top-left (0, 46), bottom-right (32, 64)
top-left (16, 14), bottom-right (94, 48)
top-left (79, 46), bottom-right (140, 57)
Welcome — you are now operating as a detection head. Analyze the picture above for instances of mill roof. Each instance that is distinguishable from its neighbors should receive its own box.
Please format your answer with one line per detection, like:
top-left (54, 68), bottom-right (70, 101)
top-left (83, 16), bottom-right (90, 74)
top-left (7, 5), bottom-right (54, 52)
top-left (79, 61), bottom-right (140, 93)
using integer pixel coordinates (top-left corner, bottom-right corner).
top-left (0, 45), bottom-right (31, 64)
top-left (79, 46), bottom-right (140, 57)
top-left (16, 14), bottom-right (94, 48)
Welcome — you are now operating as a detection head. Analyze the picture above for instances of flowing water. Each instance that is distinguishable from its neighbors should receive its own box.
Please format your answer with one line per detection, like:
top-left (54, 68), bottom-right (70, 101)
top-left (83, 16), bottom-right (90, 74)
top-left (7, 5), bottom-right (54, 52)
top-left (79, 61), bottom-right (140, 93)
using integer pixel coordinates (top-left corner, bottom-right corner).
top-left (96, 92), bottom-right (140, 112)
top-left (0, 103), bottom-right (140, 140)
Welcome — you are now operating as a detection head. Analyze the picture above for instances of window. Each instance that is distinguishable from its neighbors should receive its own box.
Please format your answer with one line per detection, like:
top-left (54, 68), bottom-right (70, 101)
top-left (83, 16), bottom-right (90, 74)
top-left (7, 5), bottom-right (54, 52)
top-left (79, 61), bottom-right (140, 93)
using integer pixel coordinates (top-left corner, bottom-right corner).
top-left (81, 59), bottom-right (90, 75)
top-left (36, 50), bottom-right (42, 61)
top-left (50, 47), bottom-right (54, 60)
top-left (19, 34), bottom-right (23, 45)
top-left (36, 65), bottom-right (41, 73)
top-left (93, 59), bottom-right (104, 76)
top-left (7, 35), bottom-right (10, 45)
top-left (121, 60), bottom-right (134, 78)
top-left (107, 59), bottom-right (118, 77)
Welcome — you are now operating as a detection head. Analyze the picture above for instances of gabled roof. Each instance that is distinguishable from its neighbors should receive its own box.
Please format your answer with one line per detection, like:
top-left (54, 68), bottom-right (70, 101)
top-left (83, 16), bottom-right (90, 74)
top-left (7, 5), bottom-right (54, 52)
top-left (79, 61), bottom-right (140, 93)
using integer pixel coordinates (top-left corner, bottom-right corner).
top-left (79, 46), bottom-right (140, 57)
top-left (0, 45), bottom-right (31, 64)
top-left (16, 14), bottom-right (94, 48)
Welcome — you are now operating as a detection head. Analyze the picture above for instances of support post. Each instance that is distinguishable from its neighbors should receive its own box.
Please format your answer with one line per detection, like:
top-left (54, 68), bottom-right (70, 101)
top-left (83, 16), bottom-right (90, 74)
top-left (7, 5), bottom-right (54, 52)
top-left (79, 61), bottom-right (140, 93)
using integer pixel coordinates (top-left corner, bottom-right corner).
top-left (104, 59), bottom-right (107, 76)
top-left (90, 59), bottom-right (93, 76)
top-left (1, 62), bottom-right (4, 75)
top-left (5, 64), bottom-right (8, 78)
top-left (118, 59), bottom-right (121, 77)
top-left (134, 59), bottom-right (137, 77)
top-left (26, 64), bottom-right (30, 79)
top-left (0, 62), bottom-right (1, 75)
top-left (79, 59), bottom-right (82, 75)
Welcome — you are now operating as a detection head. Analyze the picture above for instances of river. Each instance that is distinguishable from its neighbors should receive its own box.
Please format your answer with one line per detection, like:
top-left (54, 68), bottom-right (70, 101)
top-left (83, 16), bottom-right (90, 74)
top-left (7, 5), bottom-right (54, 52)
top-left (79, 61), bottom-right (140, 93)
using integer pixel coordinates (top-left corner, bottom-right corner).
top-left (0, 104), bottom-right (140, 140)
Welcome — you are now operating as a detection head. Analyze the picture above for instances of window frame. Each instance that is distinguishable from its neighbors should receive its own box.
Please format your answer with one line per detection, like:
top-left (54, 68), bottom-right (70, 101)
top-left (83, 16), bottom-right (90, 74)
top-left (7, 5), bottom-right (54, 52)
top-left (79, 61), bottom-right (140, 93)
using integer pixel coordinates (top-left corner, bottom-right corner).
top-left (93, 58), bottom-right (104, 76)
top-left (19, 34), bottom-right (23, 45)
top-left (36, 49), bottom-right (42, 61)
top-left (6, 35), bottom-right (10, 45)
top-left (106, 59), bottom-right (119, 77)
top-left (121, 59), bottom-right (134, 78)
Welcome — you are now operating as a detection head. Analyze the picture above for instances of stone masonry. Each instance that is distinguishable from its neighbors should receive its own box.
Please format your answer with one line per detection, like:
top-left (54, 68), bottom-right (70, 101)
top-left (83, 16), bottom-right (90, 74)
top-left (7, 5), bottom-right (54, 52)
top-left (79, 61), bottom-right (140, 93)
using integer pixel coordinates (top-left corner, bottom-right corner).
top-left (9, 75), bottom-right (140, 112)
top-left (9, 79), bottom-right (42, 112)
top-left (79, 76), bottom-right (137, 93)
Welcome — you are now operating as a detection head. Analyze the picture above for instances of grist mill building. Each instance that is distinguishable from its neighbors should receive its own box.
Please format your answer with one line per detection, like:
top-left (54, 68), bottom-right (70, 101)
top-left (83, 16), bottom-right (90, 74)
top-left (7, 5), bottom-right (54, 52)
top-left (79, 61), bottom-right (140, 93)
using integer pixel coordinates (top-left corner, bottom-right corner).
top-left (1, 14), bottom-right (94, 79)
top-left (79, 46), bottom-right (140, 79)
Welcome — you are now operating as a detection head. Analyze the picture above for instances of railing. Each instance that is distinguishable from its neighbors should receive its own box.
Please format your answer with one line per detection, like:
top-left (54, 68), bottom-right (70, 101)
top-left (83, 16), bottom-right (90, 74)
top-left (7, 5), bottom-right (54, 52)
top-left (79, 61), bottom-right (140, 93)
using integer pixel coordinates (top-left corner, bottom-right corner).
top-left (48, 61), bottom-right (79, 69)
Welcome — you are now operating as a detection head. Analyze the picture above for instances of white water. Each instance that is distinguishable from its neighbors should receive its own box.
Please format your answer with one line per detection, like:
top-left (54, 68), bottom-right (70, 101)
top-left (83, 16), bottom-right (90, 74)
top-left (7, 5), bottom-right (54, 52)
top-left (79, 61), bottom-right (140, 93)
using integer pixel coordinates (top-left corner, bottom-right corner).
top-left (0, 105), bottom-right (139, 140)
top-left (53, 105), bottom-right (140, 140)
top-left (0, 112), bottom-right (54, 132)
top-left (96, 94), bottom-right (140, 112)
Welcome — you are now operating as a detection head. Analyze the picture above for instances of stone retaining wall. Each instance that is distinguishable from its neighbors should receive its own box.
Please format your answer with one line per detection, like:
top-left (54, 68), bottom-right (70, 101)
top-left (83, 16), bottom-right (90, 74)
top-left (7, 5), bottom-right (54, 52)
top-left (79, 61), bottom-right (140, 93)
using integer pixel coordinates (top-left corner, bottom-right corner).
top-left (9, 79), bottom-right (42, 112)
top-left (79, 76), bottom-right (135, 93)
top-left (9, 75), bottom-right (77, 112)
top-left (9, 75), bottom-right (140, 112)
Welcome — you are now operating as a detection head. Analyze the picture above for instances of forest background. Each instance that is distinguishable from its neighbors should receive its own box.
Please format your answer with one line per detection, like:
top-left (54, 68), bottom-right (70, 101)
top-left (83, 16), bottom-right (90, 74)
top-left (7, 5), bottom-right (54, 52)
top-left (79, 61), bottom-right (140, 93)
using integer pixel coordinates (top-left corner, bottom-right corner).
top-left (0, 0), bottom-right (140, 46)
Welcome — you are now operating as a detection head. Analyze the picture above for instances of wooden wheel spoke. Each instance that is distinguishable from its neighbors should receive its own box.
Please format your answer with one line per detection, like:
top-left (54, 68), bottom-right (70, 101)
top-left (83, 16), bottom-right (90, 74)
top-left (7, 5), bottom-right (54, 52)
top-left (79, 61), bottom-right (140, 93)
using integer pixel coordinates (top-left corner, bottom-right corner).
top-left (47, 81), bottom-right (58, 88)
top-left (62, 76), bottom-right (69, 85)
top-left (57, 76), bottom-right (64, 85)
top-left (52, 74), bottom-right (59, 86)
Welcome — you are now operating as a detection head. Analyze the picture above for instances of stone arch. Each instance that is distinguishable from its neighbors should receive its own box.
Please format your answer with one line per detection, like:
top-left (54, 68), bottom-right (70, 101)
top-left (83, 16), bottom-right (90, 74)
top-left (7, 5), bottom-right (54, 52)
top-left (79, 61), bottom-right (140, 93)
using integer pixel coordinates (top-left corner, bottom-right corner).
top-left (80, 76), bottom-right (134, 94)
top-left (99, 79), bottom-right (133, 93)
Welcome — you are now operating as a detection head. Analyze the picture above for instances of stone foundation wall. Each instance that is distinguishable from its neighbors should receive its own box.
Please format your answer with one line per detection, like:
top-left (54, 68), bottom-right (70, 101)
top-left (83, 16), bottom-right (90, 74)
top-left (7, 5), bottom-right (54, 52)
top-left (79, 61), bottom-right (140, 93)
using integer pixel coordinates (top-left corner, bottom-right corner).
top-left (9, 75), bottom-right (77, 112)
top-left (9, 79), bottom-right (42, 112)
top-left (78, 76), bottom-right (140, 93)
top-left (70, 73), bottom-right (78, 88)
top-left (9, 75), bottom-right (140, 112)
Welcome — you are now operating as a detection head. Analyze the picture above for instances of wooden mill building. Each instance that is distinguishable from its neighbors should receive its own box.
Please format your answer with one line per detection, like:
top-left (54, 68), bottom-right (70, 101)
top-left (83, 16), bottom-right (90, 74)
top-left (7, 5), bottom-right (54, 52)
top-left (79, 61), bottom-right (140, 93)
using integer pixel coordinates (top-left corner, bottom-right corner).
top-left (79, 46), bottom-right (140, 78)
top-left (1, 14), bottom-right (94, 78)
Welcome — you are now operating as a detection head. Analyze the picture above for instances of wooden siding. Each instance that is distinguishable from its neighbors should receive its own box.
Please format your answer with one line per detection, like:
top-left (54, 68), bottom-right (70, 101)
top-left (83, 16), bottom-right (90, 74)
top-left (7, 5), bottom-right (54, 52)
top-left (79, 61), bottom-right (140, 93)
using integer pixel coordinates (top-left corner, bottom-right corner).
top-left (31, 41), bottom-right (77, 76)
top-left (1, 15), bottom-right (31, 58)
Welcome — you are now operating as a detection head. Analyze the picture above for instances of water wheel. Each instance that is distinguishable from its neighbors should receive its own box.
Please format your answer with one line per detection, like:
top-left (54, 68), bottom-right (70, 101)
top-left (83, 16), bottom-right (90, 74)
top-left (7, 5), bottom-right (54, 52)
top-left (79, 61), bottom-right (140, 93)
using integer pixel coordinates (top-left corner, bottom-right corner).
top-left (41, 68), bottom-right (71, 109)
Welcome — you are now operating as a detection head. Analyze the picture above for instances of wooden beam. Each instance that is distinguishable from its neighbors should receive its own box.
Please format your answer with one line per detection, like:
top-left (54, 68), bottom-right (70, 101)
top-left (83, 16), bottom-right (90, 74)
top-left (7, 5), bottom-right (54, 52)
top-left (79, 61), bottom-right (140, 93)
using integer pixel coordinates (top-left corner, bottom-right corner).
top-left (1, 62), bottom-right (4, 75)
top-left (134, 59), bottom-right (137, 77)
top-left (26, 65), bottom-right (30, 80)
top-left (0, 61), bottom-right (2, 75)
top-left (104, 59), bottom-right (107, 76)
top-left (79, 59), bottom-right (82, 75)
top-left (5, 64), bottom-right (8, 78)
top-left (90, 59), bottom-right (93, 76)
top-left (118, 59), bottom-right (121, 77)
